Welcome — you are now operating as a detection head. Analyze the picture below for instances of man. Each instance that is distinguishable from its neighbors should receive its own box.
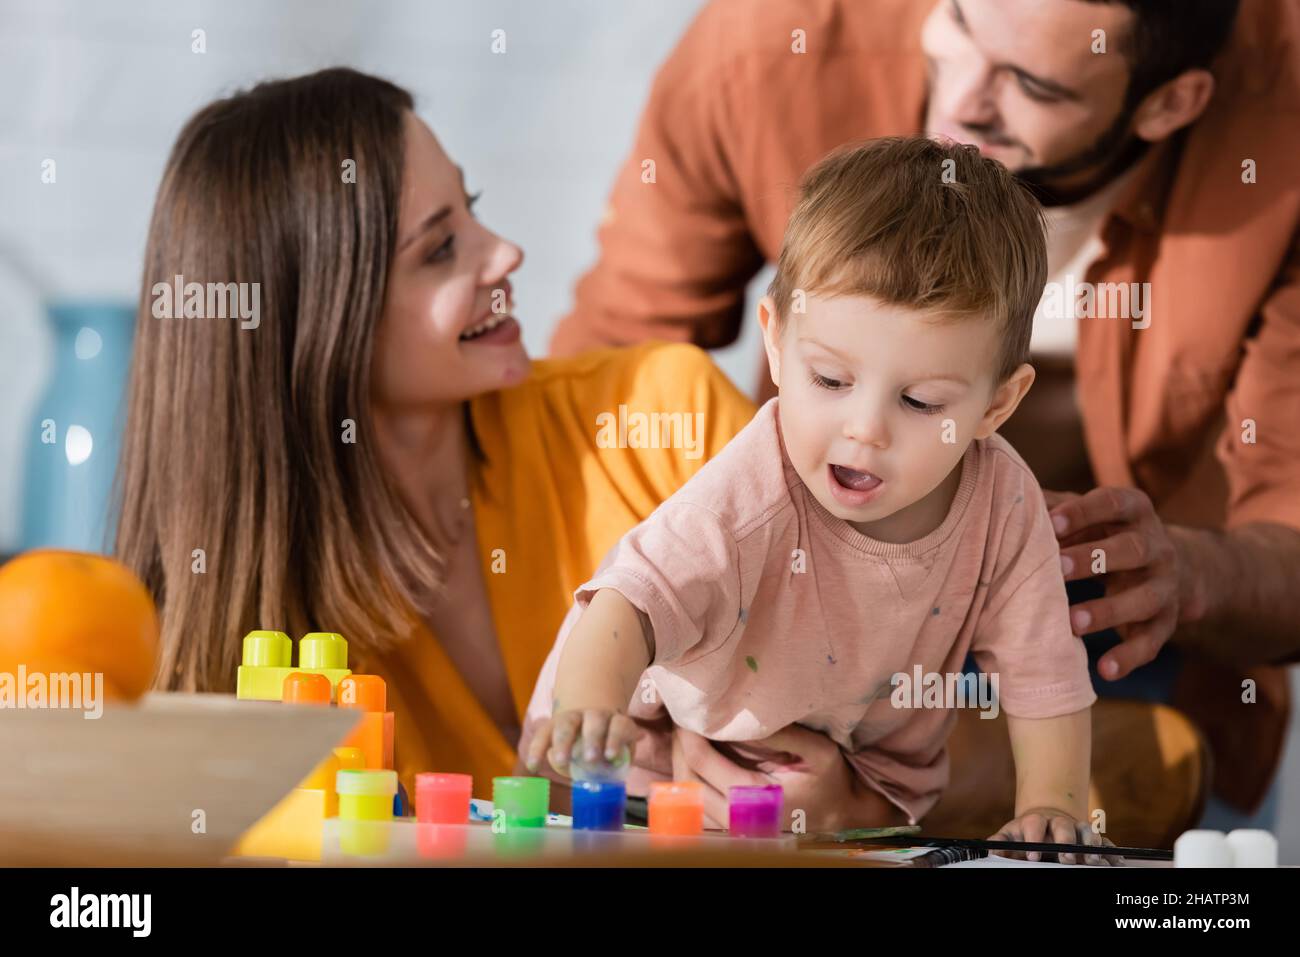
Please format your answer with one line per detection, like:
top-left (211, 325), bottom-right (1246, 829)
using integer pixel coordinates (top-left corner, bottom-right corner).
top-left (553, 0), bottom-right (1300, 823)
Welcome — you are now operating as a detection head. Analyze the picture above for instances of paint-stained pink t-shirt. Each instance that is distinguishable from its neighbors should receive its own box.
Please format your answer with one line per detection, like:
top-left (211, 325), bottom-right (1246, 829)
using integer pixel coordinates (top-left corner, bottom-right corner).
top-left (523, 399), bottom-right (1096, 822)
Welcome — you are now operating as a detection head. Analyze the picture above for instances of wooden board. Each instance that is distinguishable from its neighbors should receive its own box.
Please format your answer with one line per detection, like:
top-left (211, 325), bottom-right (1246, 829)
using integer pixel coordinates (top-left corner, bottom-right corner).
top-left (0, 691), bottom-right (358, 865)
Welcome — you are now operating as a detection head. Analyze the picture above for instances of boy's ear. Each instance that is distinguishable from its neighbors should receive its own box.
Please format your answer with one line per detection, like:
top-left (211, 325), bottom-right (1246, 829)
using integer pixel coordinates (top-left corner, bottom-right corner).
top-left (975, 362), bottom-right (1036, 439)
top-left (758, 295), bottom-right (783, 388)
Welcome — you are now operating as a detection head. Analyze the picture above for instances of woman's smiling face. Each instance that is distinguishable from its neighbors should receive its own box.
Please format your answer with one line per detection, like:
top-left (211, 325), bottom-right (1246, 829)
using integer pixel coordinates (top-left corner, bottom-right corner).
top-left (372, 112), bottom-right (529, 408)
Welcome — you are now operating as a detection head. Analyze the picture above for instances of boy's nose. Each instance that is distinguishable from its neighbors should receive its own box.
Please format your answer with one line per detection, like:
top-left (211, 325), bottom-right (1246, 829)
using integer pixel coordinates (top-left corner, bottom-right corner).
top-left (842, 405), bottom-right (890, 449)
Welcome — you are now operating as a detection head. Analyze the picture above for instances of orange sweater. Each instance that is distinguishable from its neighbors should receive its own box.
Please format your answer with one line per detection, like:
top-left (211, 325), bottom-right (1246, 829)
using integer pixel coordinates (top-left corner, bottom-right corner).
top-left (356, 343), bottom-right (755, 796)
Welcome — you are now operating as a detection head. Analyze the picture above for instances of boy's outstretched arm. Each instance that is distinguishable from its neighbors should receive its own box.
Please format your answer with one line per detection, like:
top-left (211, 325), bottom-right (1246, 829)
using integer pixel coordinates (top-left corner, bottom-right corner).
top-left (991, 708), bottom-right (1116, 864)
top-left (523, 588), bottom-right (654, 776)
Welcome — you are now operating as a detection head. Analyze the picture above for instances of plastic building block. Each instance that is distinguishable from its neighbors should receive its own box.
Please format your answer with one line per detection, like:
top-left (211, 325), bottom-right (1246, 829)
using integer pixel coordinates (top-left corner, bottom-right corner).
top-left (235, 630), bottom-right (351, 701)
top-left (338, 674), bottom-right (394, 769)
top-left (233, 748), bottom-right (351, 861)
top-left (283, 671), bottom-right (331, 705)
top-left (234, 786), bottom-right (332, 861)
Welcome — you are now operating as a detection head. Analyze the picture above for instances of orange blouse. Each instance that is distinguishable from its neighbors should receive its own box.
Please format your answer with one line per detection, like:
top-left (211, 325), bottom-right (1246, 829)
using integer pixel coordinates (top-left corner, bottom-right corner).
top-left (358, 342), bottom-right (755, 797)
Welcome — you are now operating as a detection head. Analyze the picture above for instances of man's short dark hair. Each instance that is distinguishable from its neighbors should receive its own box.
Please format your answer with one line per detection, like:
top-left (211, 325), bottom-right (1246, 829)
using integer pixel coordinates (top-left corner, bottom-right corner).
top-left (1083, 0), bottom-right (1242, 106)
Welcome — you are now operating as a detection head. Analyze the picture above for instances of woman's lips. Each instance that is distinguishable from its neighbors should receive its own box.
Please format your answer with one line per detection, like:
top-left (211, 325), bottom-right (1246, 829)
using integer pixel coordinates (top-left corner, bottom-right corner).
top-left (459, 314), bottom-right (520, 346)
top-left (828, 463), bottom-right (885, 507)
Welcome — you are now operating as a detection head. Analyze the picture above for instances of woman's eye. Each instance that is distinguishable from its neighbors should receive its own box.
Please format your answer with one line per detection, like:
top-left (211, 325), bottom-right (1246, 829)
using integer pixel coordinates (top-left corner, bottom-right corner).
top-left (425, 234), bottom-right (455, 264)
top-left (809, 372), bottom-right (846, 390)
top-left (903, 395), bottom-right (945, 414)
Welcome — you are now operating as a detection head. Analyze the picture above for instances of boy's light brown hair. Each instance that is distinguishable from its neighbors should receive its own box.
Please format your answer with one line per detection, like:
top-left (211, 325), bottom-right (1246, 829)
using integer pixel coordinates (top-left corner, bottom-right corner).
top-left (768, 136), bottom-right (1047, 384)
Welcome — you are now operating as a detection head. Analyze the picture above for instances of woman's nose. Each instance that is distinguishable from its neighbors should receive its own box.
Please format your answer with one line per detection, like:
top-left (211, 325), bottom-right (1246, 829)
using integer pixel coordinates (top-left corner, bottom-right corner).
top-left (480, 228), bottom-right (524, 286)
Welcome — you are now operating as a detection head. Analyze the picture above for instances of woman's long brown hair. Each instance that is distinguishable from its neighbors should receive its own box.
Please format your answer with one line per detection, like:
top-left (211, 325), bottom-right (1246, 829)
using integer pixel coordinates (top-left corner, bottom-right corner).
top-left (115, 68), bottom-right (441, 692)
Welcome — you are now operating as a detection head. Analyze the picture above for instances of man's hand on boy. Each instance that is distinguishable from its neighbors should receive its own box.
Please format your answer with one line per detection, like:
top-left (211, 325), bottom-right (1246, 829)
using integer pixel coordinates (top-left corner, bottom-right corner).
top-left (671, 725), bottom-right (910, 832)
top-left (1044, 486), bottom-right (1186, 680)
top-left (523, 707), bottom-right (642, 777)
top-left (671, 725), bottom-right (859, 830)
top-left (670, 727), bottom-right (769, 828)
top-left (988, 806), bottom-right (1124, 865)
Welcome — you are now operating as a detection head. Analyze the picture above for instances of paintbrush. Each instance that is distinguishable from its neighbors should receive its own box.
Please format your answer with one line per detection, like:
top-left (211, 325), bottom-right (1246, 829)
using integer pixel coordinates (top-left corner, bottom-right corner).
top-left (806, 824), bottom-right (923, 843)
top-left (844, 834), bottom-right (1168, 861)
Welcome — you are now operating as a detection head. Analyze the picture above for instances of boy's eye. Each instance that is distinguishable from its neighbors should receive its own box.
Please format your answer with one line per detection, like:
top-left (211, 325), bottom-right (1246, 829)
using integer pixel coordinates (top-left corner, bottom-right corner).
top-left (466, 190), bottom-right (482, 215)
top-left (903, 395), bottom-right (945, 414)
top-left (809, 371), bottom-right (846, 390)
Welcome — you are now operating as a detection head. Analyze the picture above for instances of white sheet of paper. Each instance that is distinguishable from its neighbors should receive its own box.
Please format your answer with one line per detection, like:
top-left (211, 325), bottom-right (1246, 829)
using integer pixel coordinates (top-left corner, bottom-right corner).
top-left (0, 691), bottom-right (359, 865)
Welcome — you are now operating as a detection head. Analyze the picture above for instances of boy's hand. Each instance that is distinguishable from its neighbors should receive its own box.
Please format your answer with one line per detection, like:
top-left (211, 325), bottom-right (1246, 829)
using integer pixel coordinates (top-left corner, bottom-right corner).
top-left (523, 708), bottom-right (642, 778)
top-left (988, 807), bottom-right (1124, 866)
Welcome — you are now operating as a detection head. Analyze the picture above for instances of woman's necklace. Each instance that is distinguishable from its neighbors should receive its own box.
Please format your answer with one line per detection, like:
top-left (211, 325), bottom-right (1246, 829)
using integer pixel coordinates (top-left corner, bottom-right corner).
top-left (432, 408), bottom-right (477, 568)
top-left (432, 451), bottom-right (475, 561)
top-left (444, 495), bottom-right (473, 552)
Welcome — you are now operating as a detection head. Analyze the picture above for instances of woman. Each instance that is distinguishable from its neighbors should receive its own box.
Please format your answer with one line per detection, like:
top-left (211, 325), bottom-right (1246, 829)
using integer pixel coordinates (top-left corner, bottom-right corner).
top-left (116, 68), bottom-right (896, 830)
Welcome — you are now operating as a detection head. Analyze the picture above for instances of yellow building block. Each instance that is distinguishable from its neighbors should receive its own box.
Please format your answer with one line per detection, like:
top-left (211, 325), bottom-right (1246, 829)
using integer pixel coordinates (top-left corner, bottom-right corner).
top-left (235, 630), bottom-right (351, 701)
top-left (236, 665), bottom-right (352, 701)
top-left (233, 748), bottom-right (355, 861)
top-left (234, 786), bottom-right (332, 861)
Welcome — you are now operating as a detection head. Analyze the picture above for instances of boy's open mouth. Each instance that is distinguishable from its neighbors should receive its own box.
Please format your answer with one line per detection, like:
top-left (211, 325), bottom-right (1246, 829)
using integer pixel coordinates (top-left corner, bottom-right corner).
top-left (830, 464), bottom-right (882, 492)
top-left (827, 463), bottom-right (886, 509)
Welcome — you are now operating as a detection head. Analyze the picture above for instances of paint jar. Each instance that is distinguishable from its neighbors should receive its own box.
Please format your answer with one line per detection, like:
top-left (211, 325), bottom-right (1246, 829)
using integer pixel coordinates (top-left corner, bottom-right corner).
top-left (571, 780), bottom-right (626, 831)
top-left (728, 784), bottom-right (783, 837)
top-left (336, 768), bottom-right (397, 857)
top-left (416, 772), bottom-right (473, 824)
top-left (336, 769), bottom-right (397, 821)
top-left (417, 823), bottom-right (469, 861)
top-left (492, 776), bottom-right (550, 829)
top-left (648, 781), bottom-right (705, 836)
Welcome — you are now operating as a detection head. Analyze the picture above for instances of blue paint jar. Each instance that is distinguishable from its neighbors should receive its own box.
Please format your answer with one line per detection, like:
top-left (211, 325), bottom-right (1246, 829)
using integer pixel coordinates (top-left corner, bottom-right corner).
top-left (571, 780), bottom-right (626, 831)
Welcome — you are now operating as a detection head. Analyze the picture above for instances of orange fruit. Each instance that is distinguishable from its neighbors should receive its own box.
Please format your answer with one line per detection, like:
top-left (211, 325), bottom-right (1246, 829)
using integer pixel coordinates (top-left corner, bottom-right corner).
top-left (0, 550), bottom-right (160, 700)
